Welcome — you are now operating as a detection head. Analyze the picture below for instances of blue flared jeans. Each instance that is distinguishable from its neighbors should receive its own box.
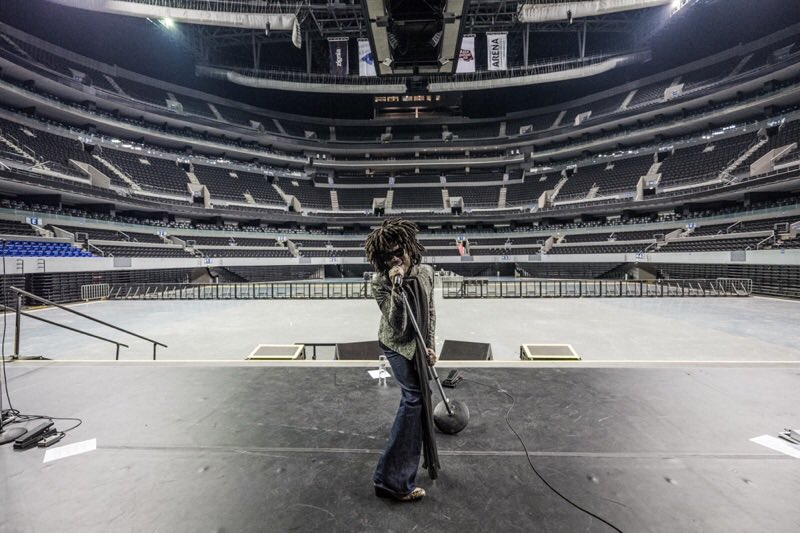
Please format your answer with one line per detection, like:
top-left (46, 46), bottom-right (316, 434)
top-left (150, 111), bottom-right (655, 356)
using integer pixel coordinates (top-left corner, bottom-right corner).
top-left (373, 348), bottom-right (423, 497)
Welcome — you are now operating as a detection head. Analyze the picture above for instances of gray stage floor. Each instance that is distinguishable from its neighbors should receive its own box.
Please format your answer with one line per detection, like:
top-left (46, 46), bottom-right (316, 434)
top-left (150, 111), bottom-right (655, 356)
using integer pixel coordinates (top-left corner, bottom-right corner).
top-left (5, 291), bottom-right (800, 362)
top-left (2, 364), bottom-right (800, 532)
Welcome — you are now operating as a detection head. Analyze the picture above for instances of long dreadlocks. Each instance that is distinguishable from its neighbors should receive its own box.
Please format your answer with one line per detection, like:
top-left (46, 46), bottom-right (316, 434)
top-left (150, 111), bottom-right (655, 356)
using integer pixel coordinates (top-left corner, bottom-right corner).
top-left (364, 218), bottom-right (426, 275)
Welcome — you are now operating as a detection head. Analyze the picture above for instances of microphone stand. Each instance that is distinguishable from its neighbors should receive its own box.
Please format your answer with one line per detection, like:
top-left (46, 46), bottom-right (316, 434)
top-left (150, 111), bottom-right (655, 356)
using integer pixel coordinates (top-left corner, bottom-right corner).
top-left (396, 278), bottom-right (454, 416)
top-left (0, 240), bottom-right (24, 445)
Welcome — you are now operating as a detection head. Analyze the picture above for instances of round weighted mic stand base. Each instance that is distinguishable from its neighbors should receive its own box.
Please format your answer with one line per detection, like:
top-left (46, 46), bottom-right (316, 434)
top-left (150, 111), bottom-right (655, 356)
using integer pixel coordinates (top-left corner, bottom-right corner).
top-left (433, 398), bottom-right (470, 435)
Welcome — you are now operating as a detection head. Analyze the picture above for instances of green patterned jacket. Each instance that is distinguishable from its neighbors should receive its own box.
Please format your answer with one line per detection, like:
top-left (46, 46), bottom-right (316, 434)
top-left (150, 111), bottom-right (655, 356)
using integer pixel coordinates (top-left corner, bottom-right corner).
top-left (371, 264), bottom-right (436, 360)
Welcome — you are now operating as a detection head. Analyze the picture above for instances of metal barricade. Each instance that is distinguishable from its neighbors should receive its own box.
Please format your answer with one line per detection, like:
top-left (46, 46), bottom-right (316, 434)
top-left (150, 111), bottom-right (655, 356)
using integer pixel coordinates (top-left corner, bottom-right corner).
top-left (80, 283), bottom-right (110, 302)
top-left (106, 278), bottom-right (752, 301)
top-left (107, 281), bottom-right (373, 300)
top-left (439, 278), bottom-right (752, 298)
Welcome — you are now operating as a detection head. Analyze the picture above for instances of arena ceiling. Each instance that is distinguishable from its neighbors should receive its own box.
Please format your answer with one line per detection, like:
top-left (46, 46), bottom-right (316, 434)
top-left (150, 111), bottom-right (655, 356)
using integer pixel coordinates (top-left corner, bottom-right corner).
top-left (1, 0), bottom-right (797, 116)
top-left (40, 0), bottom-right (673, 78)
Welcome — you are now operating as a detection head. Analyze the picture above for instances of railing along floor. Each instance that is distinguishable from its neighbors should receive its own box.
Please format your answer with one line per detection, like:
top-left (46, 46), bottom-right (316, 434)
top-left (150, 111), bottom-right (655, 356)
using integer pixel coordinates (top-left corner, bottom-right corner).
top-left (441, 278), bottom-right (753, 298)
top-left (108, 281), bottom-right (372, 300)
top-left (103, 278), bottom-right (753, 300)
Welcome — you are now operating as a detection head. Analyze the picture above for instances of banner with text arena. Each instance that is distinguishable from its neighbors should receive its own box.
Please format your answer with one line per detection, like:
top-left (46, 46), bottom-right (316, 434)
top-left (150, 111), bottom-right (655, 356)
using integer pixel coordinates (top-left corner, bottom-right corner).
top-left (358, 38), bottom-right (376, 76)
top-left (328, 37), bottom-right (349, 76)
top-left (456, 34), bottom-right (475, 73)
top-left (486, 32), bottom-right (507, 71)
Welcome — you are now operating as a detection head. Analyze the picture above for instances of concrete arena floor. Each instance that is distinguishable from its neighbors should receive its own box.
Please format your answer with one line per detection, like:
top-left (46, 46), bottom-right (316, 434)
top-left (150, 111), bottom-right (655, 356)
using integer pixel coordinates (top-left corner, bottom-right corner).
top-left (5, 290), bottom-right (800, 362)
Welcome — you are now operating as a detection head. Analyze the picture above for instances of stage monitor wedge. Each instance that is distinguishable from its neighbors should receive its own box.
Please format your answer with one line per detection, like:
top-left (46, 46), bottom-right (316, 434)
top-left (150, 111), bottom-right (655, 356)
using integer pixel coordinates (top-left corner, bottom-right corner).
top-left (247, 344), bottom-right (306, 360)
top-left (440, 339), bottom-right (493, 361)
top-left (335, 340), bottom-right (383, 360)
top-left (520, 343), bottom-right (581, 361)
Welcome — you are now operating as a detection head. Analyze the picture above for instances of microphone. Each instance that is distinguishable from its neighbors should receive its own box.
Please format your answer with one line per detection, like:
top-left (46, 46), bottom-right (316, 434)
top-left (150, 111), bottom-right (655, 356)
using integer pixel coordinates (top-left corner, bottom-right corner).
top-left (393, 274), bottom-right (403, 286)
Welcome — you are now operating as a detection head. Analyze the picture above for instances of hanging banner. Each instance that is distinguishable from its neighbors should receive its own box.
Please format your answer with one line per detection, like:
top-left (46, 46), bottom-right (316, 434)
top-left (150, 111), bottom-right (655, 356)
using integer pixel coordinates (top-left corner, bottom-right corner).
top-left (291, 18), bottom-right (302, 49)
top-left (486, 32), bottom-right (507, 71)
top-left (328, 37), bottom-right (349, 76)
top-left (358, 38), bottom-right (376, 76)
top-left (456, 34), bottom-right (475, 73)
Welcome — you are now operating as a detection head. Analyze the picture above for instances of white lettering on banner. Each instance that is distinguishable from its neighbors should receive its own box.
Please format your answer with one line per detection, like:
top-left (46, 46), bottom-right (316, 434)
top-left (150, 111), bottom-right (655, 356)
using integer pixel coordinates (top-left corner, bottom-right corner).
top-left (328, 37), bottom-right (348, 75)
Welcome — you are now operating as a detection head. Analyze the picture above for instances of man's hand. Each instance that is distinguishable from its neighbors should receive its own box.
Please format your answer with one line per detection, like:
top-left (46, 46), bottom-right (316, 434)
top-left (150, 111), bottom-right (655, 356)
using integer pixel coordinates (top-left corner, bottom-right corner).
top-left (388, 265), bottom-right (405, 284)
top-left (426, 347), bottom-right (437, 366)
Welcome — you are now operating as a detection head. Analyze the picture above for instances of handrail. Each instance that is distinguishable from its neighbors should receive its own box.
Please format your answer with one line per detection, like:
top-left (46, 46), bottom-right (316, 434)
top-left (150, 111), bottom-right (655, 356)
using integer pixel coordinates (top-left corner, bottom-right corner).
top-left (726, 221), bottom-right (743, 233)
top-left (9, 286), bottom-right (167, 360)
top-left (0, 301), bottom-right (128, 360)
top-left (756, 233), bottom-right (776, 250)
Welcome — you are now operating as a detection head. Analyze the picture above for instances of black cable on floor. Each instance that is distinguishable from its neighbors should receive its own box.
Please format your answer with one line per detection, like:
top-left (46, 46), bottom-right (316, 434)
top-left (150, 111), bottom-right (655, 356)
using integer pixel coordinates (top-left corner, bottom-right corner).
top-left (463, 376), bottom-right (623, 533)
top-left (13, 414), bottom-right (82, 433)
top-left (0, 242), bottom-right (82, 438)
top-left (1, 238), bottom-right (14, 413)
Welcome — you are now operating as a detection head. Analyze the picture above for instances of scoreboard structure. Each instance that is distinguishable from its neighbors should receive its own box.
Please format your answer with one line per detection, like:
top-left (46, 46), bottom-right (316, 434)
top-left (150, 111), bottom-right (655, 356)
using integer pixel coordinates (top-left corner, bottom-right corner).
top-left (373, 92), bottom-right (462, 118)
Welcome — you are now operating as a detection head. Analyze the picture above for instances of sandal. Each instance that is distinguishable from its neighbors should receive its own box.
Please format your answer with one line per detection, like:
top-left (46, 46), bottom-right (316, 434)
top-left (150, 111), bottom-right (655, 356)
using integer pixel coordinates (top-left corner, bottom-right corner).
top-left (375, 486), bottom-right (426, 502)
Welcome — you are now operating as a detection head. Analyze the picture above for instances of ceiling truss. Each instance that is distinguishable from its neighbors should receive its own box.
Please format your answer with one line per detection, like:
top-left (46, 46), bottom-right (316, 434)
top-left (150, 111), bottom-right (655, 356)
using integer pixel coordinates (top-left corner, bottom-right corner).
top-left (156, 1), bottom-right (661, 75)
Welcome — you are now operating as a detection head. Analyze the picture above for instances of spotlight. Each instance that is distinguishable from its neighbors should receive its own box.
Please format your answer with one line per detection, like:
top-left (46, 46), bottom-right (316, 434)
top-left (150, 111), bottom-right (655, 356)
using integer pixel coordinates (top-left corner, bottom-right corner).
top-left (566, 10), bottom-right (573, 24)
top-left (430, 30), bottom-right (443, 48)
top-left (671, 0), bottom-right (688, 13)
top-left (160, 17), bottom-right (175, 29)
top-left (265, 22), bottom-right (271, 36)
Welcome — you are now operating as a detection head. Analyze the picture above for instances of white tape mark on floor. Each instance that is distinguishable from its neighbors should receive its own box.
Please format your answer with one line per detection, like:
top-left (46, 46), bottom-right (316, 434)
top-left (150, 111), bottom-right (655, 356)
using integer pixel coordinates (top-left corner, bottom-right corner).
top-left (43, 438), bottom-right (97, 463)
top-left (749, 435), bottom-right (800, 459)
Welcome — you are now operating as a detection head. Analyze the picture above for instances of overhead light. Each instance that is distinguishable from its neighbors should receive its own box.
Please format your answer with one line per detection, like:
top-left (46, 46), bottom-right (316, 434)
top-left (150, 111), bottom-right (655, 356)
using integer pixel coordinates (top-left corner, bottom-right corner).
top-left (438, 57), bottom-right (451, 66)
top-left (265, 22), bottom-right (271, 36)
top-left (382, 57), bottom-right (393, 67)
top-left (160, 17), bottom-right (175, 29)
top-left (430, 30), bottom-right (443, 48)
top-left (671, 0), bottom-right (688, 13)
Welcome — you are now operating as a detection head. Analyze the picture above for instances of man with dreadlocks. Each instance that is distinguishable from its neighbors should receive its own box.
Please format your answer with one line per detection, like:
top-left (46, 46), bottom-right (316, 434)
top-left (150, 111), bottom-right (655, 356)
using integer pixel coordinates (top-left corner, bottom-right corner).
top-left (365, 217), bottom-right (438, 502)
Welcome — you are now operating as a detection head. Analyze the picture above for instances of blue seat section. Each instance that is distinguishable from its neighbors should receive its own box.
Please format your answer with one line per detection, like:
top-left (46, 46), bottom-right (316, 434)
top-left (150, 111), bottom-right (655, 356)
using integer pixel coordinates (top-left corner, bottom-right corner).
top-left (1, 241), bottom-right (92, 257)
